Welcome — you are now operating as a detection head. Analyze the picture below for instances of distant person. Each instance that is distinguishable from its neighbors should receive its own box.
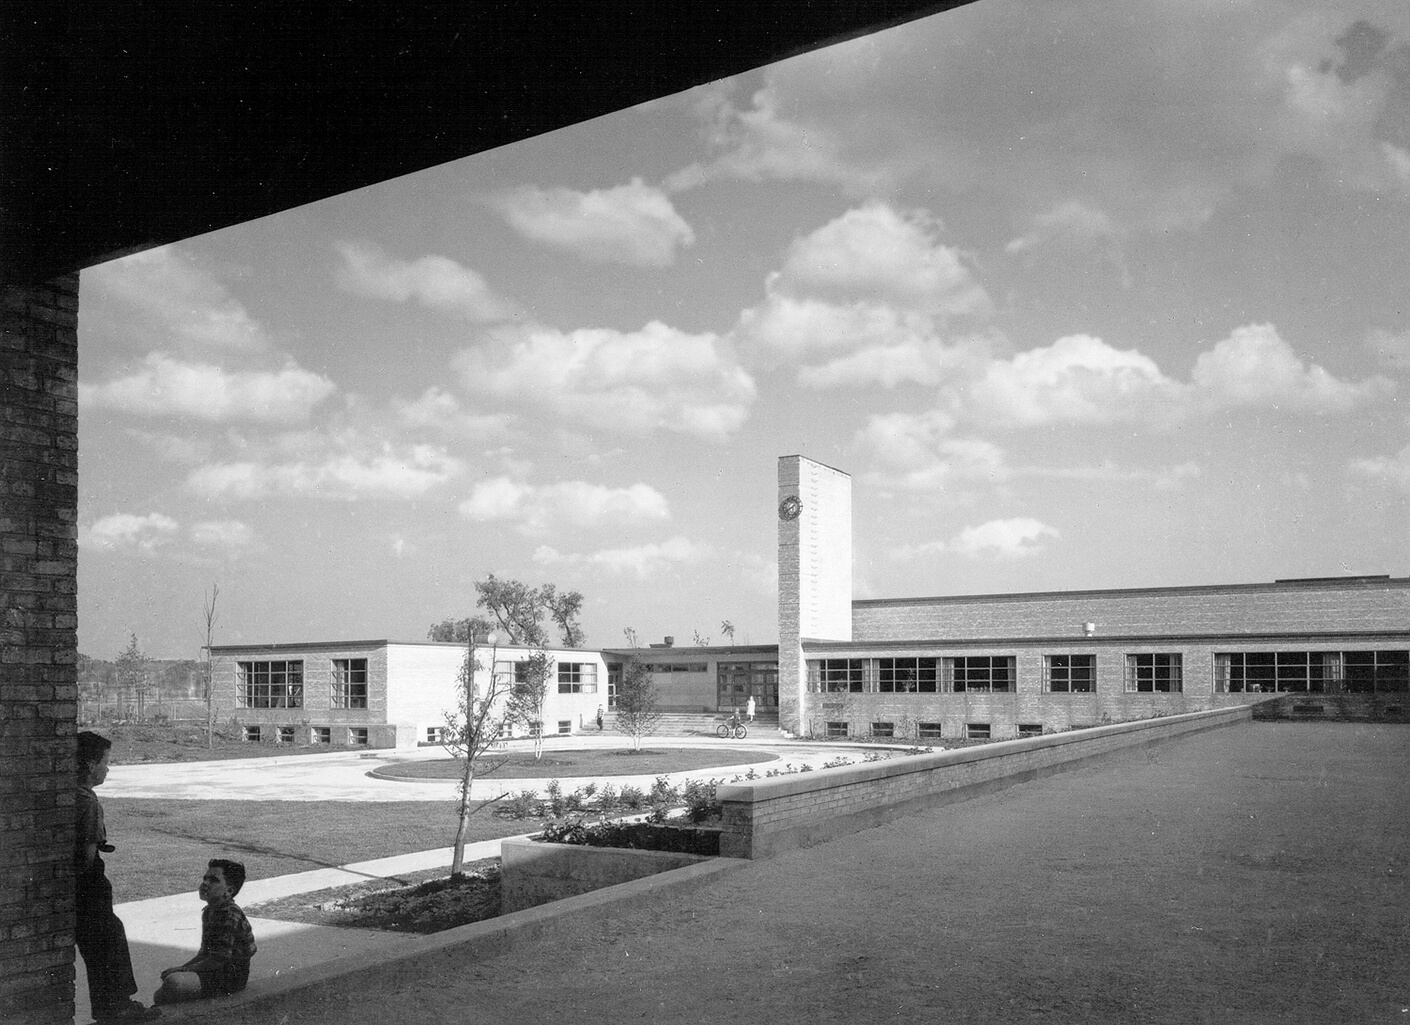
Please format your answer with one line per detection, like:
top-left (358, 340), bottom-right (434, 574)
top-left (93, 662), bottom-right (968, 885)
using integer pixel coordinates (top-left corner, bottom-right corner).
top-left (75, 731), bottom-right (162, 1022)
top-left (745, 696), bottom-right (756, 722)
top-left (595, 705), bottom-right (604, 730)
top-left (153, 860), bottom-right (257, 1006)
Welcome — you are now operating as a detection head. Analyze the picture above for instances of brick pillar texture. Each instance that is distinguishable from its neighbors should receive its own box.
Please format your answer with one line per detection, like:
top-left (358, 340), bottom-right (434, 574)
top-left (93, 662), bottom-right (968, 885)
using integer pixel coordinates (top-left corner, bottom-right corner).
top-left (1, 275), bottom-right (80, 1024)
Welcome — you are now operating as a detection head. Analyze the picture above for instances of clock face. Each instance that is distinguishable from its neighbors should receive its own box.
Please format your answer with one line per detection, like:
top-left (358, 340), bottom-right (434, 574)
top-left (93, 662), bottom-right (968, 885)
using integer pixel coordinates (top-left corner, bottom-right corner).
top-left (779, 495), bottom-right (803, 521)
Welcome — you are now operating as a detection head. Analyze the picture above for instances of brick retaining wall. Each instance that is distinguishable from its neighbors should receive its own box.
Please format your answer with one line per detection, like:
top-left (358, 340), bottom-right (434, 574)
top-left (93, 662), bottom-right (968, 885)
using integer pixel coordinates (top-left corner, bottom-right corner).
top-left (500, 838), bottom-right (711, 912)
top-left (716, 706), bottom-right (1250, 859)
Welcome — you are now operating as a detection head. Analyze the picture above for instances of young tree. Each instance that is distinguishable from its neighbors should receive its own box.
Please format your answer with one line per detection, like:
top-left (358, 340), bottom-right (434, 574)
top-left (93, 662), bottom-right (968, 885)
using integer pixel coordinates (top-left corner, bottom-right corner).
top-left (115, 634), bottom-right (152, 722)
top-left (692, 630), bottom-right (711, 647)
top-left (442, 630), bottom-right (514, 876)
top-left (622, 626), bottom-right (641, 648)
top-left (504, 649), bottom-right (555, 761)
top-left (720, 620), bottom-right (736, 643)
top-left (202, 583), bottom-right (219, 749)
top-left (613, 660), bottom-right (663, 753)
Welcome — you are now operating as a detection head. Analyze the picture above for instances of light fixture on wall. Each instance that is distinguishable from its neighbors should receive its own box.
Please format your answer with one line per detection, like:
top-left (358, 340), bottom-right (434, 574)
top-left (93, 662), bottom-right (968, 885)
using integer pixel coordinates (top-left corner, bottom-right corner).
top-left (1083, 622), bottom-right (1096, 636)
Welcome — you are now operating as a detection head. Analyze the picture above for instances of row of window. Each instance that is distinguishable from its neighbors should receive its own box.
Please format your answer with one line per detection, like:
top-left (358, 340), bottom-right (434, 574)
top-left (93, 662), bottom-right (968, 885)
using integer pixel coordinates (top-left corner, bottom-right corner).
top-left (236, 657), bottom-right (605, 709)
top-left (809, 655), bottom-right (1182, 694)
top-left (822, 721), bottom-right (1021, 740)
top-left (809, 650), bottom-right (1410, 695)
top-left (241, 724), bottom-right (368, 745)
top-left (424, 719), bottom-right (575, 744)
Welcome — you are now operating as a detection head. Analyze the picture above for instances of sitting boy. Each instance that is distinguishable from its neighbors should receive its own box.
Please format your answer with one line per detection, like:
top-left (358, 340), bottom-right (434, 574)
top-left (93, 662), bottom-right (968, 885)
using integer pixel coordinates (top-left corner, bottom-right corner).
top-left (153, 860), bottom-right (257, 1005)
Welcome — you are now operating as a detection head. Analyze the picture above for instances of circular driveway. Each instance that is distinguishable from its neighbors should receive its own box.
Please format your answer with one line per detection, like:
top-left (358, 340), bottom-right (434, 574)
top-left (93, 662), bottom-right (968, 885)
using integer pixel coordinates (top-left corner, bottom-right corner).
top-left (103, 734), bottom-right (897, 802)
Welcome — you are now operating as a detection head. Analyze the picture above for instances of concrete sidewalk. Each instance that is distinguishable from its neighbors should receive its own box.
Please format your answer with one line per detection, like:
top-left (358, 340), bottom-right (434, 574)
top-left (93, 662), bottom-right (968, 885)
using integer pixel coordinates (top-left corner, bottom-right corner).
top-left (75, 837), bottom-right (525, 1024)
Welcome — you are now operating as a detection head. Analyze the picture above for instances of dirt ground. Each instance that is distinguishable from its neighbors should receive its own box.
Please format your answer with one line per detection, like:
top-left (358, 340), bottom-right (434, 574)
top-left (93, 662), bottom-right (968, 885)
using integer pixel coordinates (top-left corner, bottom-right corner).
top-left (219, 722), bottom-right (1408, 1025)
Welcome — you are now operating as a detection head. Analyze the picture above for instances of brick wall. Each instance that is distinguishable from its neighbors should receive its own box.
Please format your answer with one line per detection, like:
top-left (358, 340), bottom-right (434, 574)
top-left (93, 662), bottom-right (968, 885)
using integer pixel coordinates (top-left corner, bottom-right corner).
top-left (1, 276), bottom-right (81, 1024)
top-left (854, 578), bottom-right (1410, 641)
top-left (716, 706), bottom-right (1250, 859)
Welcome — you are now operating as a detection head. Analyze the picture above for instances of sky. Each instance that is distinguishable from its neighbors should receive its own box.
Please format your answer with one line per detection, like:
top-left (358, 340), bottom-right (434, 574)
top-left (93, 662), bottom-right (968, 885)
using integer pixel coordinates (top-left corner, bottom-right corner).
top-left (75, 0), bottom-right (1410, 660)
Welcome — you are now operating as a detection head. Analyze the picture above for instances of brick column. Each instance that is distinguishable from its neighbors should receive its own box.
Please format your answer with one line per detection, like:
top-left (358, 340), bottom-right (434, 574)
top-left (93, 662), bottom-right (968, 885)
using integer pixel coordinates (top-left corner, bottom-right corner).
top-left (1, 275), bottom-right (80, 1024)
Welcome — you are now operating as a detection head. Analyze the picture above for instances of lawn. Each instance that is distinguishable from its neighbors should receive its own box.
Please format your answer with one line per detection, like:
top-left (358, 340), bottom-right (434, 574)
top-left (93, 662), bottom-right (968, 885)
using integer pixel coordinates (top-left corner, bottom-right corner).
top-left (371, 746), bottom-right (779, 779)
top-left (101, 799), bottom-right (532, 901)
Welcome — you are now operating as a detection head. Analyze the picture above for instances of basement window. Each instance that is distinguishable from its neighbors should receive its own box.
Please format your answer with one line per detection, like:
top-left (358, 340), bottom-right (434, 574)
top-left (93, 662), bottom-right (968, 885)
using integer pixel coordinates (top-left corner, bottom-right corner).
top-left (349, 728), bottom-right (369, 745)
top-left (242, 726), bottom-right (261, 743)
top-left (966, 722), bottom-right (991, 740)
top-left (1018, 723), bottom-right (1044, 738)
top-left (917, 721), bottom-right (943, 740)
top-left (311, 726), bottom-right (331, 745)
top-left (277, 726), bottom-right (296, 744)
top-left (425, 727), bottom-right (444, 744)
top-left (557, 720), bottom-right (572, 735)
top-left (870, 721), bottom-right (894, 739)
top-left (825, 720), bottom-right (849, 739)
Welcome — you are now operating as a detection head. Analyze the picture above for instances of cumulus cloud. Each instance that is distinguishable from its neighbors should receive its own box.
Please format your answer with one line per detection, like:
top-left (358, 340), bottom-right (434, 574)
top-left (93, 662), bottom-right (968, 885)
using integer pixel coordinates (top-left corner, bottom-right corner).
top-left (1005, 200), bottom-right (1131, 287)
top-left (488, 179), bottom-right (695, 267)
top-left (335, 243), bottom-right (521, 321)
top-left (187, 442), bottom-right (463, 500)
top-left (190, 520), bottom-right (253, 548)
top-left (393, 387), bottom-right (512, 438)
top-left (85, 246), bottom-right (272, 351)
top-left (964, 334), bottom-right (1184, 427)
top-left (951, 518), bottom-right (1059, 559)
top-left (1257, 15), bottom-right (1410, 196)
top-left (1190, 323), bottom-right (1394, 412)
top-left (81, 512), bottom-right (179, 551)
top-left (79, 354), bottom-right (336, 423)
top-left (458, 321), bottom-right (756, 440)
top-left (735, 203), bottom-right (991, 388)
top-left (665, 82), bottom-right (887, 194)
top-left (857, 410), bottom-right (1010, 492)
top-left (532, 535), bottom-right (711, 578)
top-left (459, 477), bottom-right (670, 534)
top-left (780, 204), bottom-right (991, 315)
top-left (1350, 444), bottom-right (1410, 491)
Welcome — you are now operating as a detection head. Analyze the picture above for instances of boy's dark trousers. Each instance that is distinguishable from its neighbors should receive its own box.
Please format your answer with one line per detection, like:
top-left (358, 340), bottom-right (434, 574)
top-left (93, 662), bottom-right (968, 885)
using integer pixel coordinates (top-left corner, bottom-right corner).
top-left (75, 857), bottom-right (139, 1012)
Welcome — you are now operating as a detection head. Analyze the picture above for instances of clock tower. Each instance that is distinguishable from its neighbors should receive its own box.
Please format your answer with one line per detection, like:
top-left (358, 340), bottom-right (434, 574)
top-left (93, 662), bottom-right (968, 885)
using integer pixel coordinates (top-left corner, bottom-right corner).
top-left (777, 455), bottom-right (852, 733)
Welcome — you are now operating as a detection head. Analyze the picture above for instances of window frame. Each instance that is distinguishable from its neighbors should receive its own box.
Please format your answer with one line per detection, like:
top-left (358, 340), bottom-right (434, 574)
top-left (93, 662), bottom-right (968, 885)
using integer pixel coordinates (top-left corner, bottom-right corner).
top-left (945, 656), bottom-right (1015, 693)
top-left (331, 657), bottom-right (369, 709)
top-left (1044, 654), bottom-right (1095, 693)
top-left (236, 659), bottom-right (304, 709)
top-left (878, 657), bottom-right (938, 694)
top-left (557, 661), bottom-right (598, 694)
top-left (809, 658), bottom-right (865, 693)
top-left (1125, 653), bottom-right (1183, 693)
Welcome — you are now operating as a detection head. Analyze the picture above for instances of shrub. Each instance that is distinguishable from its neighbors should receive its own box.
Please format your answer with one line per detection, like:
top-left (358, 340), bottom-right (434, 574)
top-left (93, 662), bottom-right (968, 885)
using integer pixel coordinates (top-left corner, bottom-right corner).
top-left (545, 779), bottom-right (564, 817)
top-left (538, 819), bottom-right (719, 856)
top-left (618, 784), bottom-right (646, 810)
top-left (502, 790), bottom-right (539, 819)
top-left (682, 778), bottom-right (720, 823)
top-left (596, 783), bottom-right (620, 817)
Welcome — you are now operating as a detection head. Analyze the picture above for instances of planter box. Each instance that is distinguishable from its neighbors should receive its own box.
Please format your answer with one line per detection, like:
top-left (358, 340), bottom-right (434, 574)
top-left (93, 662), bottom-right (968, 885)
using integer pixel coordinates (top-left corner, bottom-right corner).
top-left (500, 838), bottom-right (712, 913)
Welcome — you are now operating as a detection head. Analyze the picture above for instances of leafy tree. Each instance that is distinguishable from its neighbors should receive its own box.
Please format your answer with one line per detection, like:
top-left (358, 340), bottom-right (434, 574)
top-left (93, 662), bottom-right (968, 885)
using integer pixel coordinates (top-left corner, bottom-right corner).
top-left (427, 616), bottom-right (495, 643)
top-left (613, 660), bottom-right (662, 752)
top-left (441, 631), bottom-right (514, 876)
top-left (115, 634), bottom-right (152, 722)
top-left (431, 575), bottom-right (586, 647)
top-left (504, 649), bottom-right (555, 761)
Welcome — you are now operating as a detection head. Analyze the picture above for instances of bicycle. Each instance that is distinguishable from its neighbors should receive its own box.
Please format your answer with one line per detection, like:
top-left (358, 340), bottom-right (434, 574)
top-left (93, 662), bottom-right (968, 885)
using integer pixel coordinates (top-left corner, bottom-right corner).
top-left (716, 714), bottom-right (748, 740)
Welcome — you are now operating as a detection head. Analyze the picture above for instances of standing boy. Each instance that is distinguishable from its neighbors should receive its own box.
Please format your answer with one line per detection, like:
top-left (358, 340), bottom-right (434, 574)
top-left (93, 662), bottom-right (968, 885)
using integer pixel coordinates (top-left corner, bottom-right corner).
top-left (75, 730), bottom-right (161, 1022)
top-left (153, 860), bottom-right (257, 1005)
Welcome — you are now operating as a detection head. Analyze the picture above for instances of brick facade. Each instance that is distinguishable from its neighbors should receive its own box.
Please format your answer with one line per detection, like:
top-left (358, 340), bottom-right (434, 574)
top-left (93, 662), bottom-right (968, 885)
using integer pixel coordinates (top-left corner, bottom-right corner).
top-left (1, 277), bottom-right (81, 1024)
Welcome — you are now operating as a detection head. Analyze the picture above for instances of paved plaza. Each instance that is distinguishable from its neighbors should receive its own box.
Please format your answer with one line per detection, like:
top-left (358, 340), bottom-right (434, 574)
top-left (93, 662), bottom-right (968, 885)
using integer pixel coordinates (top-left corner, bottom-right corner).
top-left (85, 723), bottom-right (1408, 1025)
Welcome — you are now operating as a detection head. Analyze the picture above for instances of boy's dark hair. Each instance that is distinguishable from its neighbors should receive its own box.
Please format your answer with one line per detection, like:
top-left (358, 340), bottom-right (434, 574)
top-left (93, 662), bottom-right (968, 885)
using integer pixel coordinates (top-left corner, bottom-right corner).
top-left (208, 858), bottom-right (246, 897)
top-left (77, 730), bottom-right (112, 769)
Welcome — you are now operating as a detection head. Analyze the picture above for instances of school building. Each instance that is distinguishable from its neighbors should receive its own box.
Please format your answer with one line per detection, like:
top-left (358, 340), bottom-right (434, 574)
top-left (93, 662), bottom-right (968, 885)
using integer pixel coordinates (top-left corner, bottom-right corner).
top-left (209, 455), bottom-right (1410, 748)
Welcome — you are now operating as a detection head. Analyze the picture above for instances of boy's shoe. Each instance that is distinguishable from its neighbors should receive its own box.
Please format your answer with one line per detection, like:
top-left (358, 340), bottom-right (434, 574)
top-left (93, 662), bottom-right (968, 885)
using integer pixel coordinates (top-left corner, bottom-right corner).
top-left (93, 998), bottom-right (162, 1022)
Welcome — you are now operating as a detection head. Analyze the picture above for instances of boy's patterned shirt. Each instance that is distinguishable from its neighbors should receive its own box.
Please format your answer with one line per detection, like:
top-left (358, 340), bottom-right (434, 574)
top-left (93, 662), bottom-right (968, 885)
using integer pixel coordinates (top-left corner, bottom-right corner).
top-left (199, 898), bottom-right (257, 965)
